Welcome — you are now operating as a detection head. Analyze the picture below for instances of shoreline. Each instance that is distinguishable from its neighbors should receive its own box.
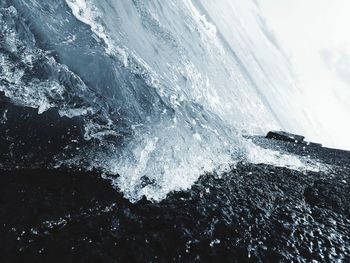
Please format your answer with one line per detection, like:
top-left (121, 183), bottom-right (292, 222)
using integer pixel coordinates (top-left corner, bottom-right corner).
top-left (1, 140), bottom-right (349, 262)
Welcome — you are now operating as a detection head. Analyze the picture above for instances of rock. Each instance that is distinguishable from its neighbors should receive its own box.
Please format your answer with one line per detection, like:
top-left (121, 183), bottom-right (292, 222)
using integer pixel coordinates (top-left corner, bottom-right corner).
top-left (0, 142), bottom-right (349, 262)
top-left (266, 131), bottom-right (306, 144)
top-left (0, 92), bottom-right (85, 168)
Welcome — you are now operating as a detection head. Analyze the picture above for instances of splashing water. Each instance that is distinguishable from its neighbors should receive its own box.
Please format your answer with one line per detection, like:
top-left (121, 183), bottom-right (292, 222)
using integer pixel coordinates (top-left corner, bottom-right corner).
top-left (0, 0), bottom-right (328, 201)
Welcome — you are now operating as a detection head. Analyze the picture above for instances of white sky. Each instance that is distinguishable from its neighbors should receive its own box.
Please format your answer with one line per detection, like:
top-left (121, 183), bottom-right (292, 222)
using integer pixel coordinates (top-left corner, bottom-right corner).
top-left (259, 0), bottom-right (350, 150)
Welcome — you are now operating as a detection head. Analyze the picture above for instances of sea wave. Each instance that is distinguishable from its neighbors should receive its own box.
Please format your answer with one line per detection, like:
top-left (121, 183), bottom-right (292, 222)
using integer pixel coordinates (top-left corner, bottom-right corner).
top-left (0, 0), bottom-right (324, 201)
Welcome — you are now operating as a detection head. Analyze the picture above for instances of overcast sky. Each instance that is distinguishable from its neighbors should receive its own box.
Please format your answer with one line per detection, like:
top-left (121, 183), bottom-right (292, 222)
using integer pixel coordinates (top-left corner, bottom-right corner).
top-left (258, 0), bottom-right (350, 149)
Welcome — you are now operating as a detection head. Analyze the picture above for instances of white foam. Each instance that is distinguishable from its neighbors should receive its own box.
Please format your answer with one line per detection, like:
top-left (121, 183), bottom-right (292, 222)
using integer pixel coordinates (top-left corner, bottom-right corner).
top-left (65, 0), bottom-right (129, 65)
top-left (1, 1), bottom-right (334, 204)
top-left (60, 0), bottom-right (329, 202)
top-left (244, 140), bottom-right (328, 173)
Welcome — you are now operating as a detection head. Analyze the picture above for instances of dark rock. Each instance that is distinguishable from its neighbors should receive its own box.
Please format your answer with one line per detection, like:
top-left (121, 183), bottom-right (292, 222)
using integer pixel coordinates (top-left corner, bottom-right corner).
top-left (0, 92), bottom-right (85, 168)
top-left (0, 143), bottom-right (349, 262)
top-left (0, 98), bottom-right (349, 262)
top-left (266, 131), bottom-right (306, 144)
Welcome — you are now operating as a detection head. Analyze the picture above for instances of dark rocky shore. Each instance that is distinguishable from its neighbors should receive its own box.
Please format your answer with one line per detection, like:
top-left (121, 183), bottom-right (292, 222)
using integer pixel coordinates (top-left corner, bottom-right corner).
top-left (1, 142), bottom-right (349, 262)
top-left (1, 96), bottom-right (350, 262)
